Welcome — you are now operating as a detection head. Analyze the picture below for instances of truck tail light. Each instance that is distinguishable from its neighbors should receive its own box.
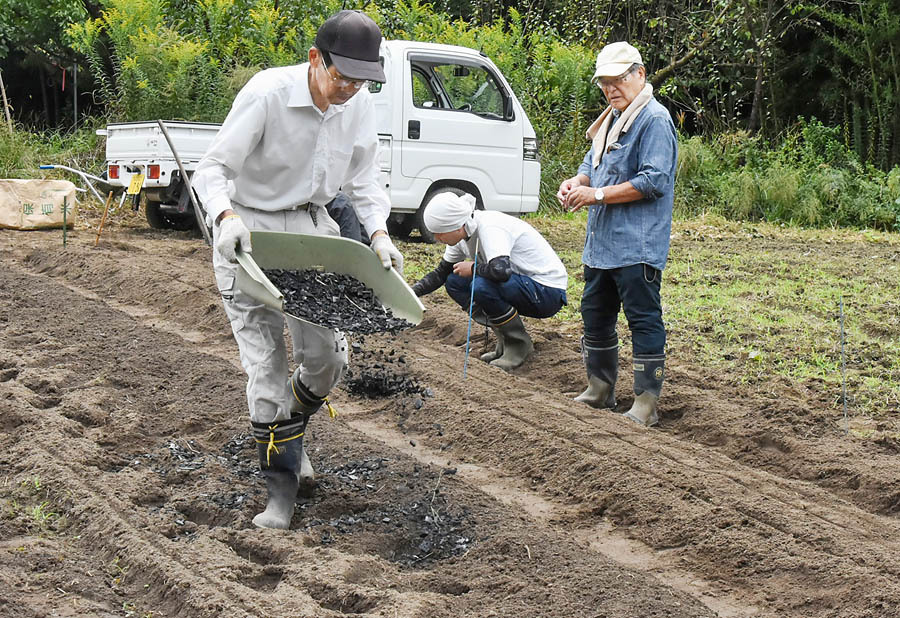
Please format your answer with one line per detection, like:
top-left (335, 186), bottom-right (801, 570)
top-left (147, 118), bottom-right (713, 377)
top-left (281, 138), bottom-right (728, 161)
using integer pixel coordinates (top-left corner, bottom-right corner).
top-left (108, 165), bottom-right (119, 179)
top-left (148, 164), bottom-right (160, 179)
top-left (523, 137), bottom-right (539, 161)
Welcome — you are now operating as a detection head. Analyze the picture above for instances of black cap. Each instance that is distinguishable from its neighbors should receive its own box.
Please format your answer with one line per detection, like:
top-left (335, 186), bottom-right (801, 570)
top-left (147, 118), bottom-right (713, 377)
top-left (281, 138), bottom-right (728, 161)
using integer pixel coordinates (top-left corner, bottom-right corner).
top-left (315, 10), bottom-right (386, 84)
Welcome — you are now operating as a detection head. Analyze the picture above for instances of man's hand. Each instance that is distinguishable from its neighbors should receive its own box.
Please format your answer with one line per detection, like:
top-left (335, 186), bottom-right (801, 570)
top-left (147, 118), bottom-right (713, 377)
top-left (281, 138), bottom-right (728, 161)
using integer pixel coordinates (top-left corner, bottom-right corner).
top-left (453, 261), bottom-right (475, 278)
top-left (216, 214), bottom-right (251, 262)
top-left (370, 232), bottom-right (404, 273)
top-left (556, 176), bottom-right (583, 206)
top-left (564, 186), bottom-right (600, 212)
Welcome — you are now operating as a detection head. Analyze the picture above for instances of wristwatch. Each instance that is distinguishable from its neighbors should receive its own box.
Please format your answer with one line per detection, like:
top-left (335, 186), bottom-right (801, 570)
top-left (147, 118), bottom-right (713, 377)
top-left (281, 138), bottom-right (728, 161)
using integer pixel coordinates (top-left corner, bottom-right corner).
top-left (594, 187), bottom-right (606, 204)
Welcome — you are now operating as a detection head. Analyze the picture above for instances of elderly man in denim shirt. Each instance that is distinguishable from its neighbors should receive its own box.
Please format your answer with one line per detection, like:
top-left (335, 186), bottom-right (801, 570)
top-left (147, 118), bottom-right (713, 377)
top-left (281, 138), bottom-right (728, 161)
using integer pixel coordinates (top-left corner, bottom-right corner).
top-left (557, 42), bottom-right (677, 427)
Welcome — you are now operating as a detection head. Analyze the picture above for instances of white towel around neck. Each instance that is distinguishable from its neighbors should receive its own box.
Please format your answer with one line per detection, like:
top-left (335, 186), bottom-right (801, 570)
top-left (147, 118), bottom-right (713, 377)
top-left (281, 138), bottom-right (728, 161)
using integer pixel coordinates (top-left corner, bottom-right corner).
top-left (586, 83), bottom-right (654, 169)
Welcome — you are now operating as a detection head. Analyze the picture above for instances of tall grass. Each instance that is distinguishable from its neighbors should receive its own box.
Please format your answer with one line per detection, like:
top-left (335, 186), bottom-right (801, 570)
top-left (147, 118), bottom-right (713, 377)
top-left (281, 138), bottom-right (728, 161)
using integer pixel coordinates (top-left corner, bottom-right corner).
top-left (675, 119), bottom-right (900, 232)
top-left (0, 122), bottom-right (105, 179)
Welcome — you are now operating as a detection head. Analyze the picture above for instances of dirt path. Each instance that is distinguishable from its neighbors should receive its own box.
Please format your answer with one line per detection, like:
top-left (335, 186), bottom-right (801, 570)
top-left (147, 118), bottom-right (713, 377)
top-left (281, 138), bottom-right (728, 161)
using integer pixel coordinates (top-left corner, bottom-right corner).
top-left (1, 227), bottom-right (898, 617)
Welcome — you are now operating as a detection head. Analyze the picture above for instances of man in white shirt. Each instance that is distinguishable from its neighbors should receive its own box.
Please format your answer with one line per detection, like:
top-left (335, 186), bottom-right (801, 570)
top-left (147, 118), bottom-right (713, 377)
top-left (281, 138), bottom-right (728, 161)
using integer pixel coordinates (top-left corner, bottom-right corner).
top-left (411, 191), bottom-right (568, 370)
top-left (193, 10), bottom-right (404, 530)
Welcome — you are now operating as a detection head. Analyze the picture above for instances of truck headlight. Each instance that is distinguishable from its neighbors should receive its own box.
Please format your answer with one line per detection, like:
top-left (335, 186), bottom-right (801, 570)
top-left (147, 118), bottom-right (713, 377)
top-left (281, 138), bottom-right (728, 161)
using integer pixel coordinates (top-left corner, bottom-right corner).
top-left (523, 137), bottom-right (540, 161)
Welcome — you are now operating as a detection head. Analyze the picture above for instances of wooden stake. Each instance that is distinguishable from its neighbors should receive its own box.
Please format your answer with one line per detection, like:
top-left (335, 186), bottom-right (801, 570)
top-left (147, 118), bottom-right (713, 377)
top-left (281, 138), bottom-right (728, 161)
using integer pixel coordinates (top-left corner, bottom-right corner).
top-left (0, 68), bottom-right (12, 134)
top-left (95, 191), bottom-right (114, 246)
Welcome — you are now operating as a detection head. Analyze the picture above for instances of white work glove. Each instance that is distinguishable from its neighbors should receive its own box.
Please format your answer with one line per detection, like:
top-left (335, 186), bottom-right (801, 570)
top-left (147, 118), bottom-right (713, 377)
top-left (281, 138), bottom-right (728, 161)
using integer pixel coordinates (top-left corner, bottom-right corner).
top-left (216, 214), bottom-right (252, 263)
top-left (370, 233), bottom-right (404, 274)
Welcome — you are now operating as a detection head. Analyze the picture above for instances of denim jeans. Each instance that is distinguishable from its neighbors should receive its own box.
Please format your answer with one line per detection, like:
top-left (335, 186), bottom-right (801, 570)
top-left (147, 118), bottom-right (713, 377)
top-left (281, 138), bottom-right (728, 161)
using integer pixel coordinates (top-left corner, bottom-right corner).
top-left (445, 273), bottom-right (566, 320)
top-left (581, 263), bottom-right (664, 356)
top-left (324, 192), bottom-right (365, 244)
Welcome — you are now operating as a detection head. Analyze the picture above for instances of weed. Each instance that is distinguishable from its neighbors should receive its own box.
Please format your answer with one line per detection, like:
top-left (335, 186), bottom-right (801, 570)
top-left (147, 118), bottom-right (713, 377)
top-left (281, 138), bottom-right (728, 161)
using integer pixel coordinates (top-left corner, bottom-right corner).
top-left (30, 501), bottom-right (58, 526)
top-left (109, 556), bottom-right (131, 587)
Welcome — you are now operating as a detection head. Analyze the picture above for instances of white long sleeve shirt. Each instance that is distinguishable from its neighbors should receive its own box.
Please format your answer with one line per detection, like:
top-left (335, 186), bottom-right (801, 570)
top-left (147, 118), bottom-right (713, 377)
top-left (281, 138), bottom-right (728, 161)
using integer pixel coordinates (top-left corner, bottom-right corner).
top-left (193, 63), bottom-right (390, 236)
top-left (444, 211), bottom-right (568, 290)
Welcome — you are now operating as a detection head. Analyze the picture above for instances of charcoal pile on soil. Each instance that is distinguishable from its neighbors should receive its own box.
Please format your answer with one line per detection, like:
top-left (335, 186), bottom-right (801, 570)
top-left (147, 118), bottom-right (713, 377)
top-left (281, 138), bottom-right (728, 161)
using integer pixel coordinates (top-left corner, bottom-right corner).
top-left (302, 460), bottom-right (472, 567)
top-left (264, 268), bottom-right (412, 334)
top-left (344, 341), bottom-right (432, 398)
top-left (220, 433), bottom-right (259, 479)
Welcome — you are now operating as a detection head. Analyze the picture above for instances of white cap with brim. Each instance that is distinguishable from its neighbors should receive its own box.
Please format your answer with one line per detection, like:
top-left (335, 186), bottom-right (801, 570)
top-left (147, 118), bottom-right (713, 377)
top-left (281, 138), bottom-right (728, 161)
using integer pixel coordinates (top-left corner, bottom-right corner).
top-left (591, 41), bottom-right (643, 83)
top-left (423, 191), bottom-right (478, 234)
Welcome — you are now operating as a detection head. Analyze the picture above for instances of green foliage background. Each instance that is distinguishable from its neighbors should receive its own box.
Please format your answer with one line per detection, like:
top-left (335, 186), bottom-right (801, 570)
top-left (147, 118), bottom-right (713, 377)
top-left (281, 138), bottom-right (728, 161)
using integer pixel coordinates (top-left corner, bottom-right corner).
top-left (1, 0), bottom-right (899, 230)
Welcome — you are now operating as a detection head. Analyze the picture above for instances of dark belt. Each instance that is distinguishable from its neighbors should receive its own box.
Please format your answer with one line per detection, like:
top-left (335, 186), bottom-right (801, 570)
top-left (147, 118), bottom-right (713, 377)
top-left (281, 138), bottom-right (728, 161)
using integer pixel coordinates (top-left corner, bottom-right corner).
top-left (291, 202), bottom-right (319, 226)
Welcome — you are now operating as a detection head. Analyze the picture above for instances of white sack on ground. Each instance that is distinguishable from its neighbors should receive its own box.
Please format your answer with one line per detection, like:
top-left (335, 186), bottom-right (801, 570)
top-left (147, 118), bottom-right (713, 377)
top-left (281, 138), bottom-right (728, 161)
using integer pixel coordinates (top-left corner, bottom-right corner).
top-left (0, 179), bottom-right (78, 230)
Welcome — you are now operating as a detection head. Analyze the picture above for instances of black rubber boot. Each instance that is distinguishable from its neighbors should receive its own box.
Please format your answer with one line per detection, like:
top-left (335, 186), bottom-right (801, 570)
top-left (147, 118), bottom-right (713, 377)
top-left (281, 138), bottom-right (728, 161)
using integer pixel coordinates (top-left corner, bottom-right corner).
top-left (488, 309), bottom-right (534, 371)
top-left (289, 368), bottom-right (326, 496)
top-left (574, 336), bottom-right (618, 409)
top-left (250, 413), bottom-right (307, 529)
top-left (623, 354), bottom-right (665, 427)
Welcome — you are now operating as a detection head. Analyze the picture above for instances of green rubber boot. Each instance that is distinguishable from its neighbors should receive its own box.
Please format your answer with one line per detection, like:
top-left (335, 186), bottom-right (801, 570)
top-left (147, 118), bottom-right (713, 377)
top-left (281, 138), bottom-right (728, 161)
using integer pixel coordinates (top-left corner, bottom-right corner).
top-left (289, 368), bottom-right (325, 496)
top-left (623, 355), bottom-right (664, 427)
top-left (480, 332), bottom-right (504, 363)
top-left (488, 310), bottom-right (534, 371)
top-left (574, 336), bottom-right (618, 409)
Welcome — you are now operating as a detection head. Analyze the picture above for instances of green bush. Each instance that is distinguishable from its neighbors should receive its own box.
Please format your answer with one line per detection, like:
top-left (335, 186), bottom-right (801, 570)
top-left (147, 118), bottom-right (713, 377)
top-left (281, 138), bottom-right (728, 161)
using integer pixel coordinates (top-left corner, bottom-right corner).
top-left (67, 0), bottom-right (307, 122)
top-left (673, 118), bottom-right (900, 231)
top-left (56, 2), bottom-right (900, 232)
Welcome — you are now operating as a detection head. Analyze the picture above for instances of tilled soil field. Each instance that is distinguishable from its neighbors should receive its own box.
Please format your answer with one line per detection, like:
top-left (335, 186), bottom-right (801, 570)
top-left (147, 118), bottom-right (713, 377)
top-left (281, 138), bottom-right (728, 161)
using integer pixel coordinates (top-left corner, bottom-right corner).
top-left (2, 223), bottom-right (899, 618)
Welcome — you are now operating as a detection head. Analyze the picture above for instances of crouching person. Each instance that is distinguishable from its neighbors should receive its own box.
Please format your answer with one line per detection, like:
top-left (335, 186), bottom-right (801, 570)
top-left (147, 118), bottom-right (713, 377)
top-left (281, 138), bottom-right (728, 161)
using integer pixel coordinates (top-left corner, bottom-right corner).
top-left (411, 191), bottom-right (568, 370)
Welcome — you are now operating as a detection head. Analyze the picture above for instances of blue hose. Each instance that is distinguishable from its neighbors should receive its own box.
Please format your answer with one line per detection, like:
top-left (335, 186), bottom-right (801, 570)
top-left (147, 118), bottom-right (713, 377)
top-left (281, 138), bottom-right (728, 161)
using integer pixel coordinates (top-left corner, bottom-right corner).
top-left (462, 239), bottom-right (479, 378)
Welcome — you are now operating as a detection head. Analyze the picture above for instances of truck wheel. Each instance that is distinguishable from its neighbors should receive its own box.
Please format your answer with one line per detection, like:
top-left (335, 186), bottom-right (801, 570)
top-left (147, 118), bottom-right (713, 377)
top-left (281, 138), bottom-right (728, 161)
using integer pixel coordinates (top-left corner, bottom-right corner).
top-left (415, 205), bottom-right (436, 244)
top-left (145, 201), bottom-right (195, 231)
top-left (387, 214), bottom-right (415, 238)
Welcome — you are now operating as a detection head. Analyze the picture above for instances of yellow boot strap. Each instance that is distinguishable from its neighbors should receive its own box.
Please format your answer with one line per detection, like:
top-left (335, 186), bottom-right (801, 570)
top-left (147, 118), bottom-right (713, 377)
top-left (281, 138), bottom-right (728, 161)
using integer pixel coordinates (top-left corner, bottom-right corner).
top-left (255, 425), bottom-right (304, 467)
top-left (291, 380), bottom-right (337, 419)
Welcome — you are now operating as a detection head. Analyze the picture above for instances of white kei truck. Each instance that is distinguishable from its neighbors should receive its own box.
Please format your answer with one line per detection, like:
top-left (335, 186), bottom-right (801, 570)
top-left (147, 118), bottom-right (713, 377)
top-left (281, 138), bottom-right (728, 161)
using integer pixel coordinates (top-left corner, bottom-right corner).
top-left (97, 39), bottom-right (541, 240)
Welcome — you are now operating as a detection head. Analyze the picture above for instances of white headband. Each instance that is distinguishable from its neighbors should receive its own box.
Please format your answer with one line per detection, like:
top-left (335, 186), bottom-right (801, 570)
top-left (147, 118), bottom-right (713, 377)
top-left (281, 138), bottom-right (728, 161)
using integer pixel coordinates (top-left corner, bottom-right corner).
top-left (422, 191), bottom-right (477, 234)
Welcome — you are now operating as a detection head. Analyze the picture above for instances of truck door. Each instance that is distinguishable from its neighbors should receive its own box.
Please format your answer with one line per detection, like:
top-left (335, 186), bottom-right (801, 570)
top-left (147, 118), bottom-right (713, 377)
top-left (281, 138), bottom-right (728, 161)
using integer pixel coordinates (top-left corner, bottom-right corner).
top-left (400, 54), bottom-right (524, 213)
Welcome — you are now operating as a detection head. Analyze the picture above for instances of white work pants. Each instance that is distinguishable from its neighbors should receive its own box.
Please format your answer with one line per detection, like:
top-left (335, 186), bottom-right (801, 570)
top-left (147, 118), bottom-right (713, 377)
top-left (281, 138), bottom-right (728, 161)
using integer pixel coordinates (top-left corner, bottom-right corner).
top-left (213, 204), bottom-right (348, 424)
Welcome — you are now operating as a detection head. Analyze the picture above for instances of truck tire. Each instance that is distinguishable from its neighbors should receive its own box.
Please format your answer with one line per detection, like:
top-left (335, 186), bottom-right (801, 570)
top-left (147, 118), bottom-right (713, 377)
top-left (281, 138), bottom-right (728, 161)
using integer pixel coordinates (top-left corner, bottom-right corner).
top-left (387, 214), bottom-right (415, 238)
top-left (415, 202), bottom-right (437, 244)
top-left (145, 201), bottom-right (195, 231)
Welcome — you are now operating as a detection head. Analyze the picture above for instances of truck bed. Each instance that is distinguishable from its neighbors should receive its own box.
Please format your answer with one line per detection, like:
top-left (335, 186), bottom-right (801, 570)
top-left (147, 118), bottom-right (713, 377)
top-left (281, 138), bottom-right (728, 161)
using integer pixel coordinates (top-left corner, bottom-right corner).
top-left (103, 121), bottom-right (221, 163)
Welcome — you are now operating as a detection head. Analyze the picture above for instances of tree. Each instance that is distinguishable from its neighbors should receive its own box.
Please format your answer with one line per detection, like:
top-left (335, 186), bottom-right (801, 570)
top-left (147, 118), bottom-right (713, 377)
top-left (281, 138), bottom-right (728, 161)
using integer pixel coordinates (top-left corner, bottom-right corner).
top-left (818, 0), bottom-right (900, 169)
top-left (0, 0), bottom-right (92, 125)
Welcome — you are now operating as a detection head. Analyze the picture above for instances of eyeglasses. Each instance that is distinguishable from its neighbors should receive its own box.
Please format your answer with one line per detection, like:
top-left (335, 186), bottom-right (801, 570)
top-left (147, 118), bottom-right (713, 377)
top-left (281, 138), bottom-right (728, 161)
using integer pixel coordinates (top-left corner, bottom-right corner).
top-left (598, 67), bottom-right (638, 91)
top-left (319, 60), bottom-right (369, 90)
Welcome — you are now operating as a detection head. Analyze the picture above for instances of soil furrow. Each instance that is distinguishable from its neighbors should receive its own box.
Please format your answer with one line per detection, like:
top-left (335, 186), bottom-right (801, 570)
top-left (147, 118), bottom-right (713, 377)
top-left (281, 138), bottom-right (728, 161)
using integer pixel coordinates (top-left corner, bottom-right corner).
top-left (396, 326), bottom-right (900, 615)
top-left (1, 234), bottom-right (719, 617)
top-left (3, 228), bottom-right (899, 618)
